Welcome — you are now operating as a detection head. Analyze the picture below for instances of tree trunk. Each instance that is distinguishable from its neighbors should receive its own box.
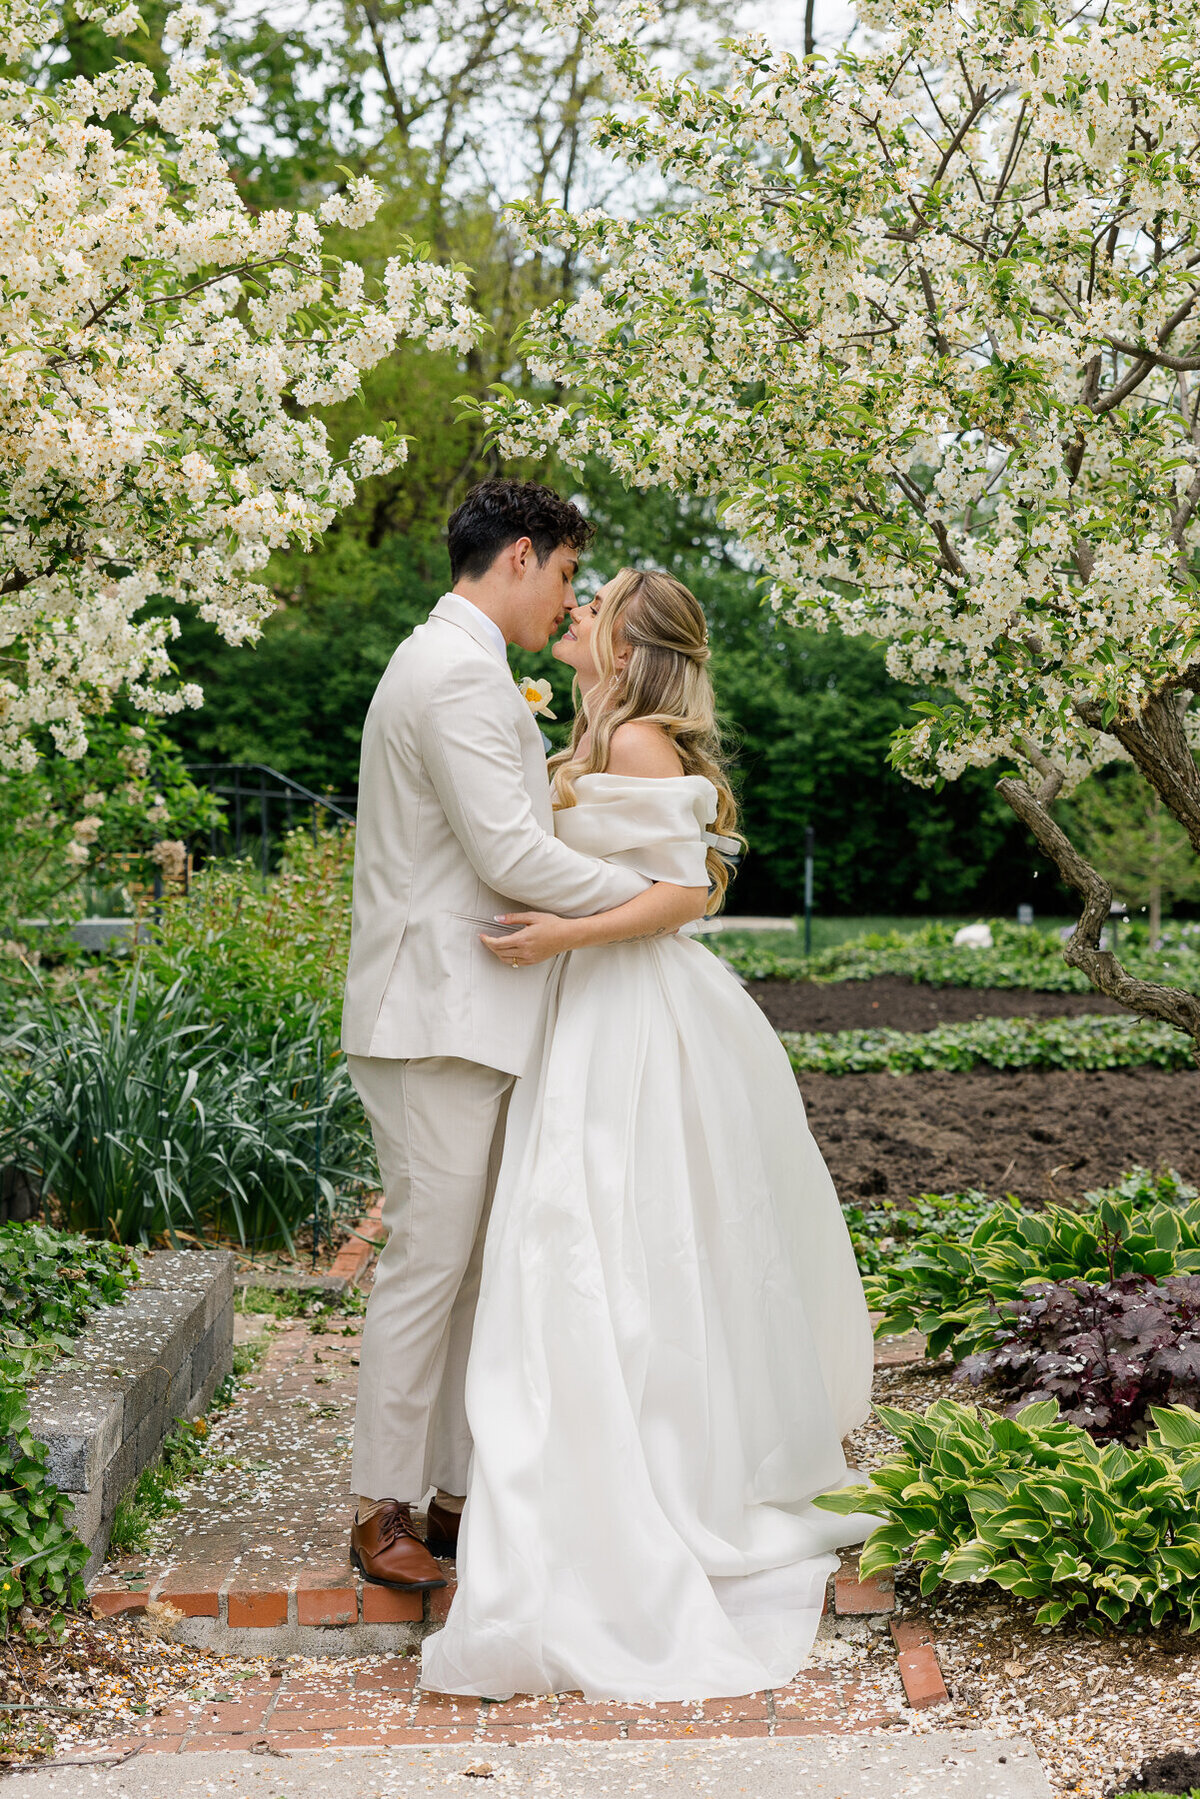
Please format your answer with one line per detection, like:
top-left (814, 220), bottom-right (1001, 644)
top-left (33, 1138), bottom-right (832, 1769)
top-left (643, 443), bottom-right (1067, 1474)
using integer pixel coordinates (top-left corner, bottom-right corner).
top-left (1082, 688), bottom-right (1200, 854)
top-left (1149, 796), bottom-right (1163, 947)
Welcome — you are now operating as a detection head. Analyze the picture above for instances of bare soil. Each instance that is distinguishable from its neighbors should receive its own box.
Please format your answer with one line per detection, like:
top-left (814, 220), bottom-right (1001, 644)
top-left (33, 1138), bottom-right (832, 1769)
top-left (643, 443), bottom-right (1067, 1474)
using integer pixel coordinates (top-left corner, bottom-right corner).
top-left (798, 1066), bottom-right (1200, 1204)
top-left (750, 973), bottom-right (1135, 1034)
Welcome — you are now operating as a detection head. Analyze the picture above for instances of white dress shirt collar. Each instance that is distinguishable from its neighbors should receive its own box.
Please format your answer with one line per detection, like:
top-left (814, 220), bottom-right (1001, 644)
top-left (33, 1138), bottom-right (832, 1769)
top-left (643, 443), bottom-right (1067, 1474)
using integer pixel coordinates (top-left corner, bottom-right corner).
top-left (435, 591), bottom-right (509, 665)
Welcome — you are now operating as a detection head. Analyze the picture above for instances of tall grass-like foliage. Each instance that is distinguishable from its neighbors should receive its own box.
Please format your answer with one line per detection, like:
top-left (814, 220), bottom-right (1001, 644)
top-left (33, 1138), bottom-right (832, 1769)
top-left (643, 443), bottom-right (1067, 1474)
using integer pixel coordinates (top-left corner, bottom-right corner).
top-left (0, 973), bottom-right (371, 1249)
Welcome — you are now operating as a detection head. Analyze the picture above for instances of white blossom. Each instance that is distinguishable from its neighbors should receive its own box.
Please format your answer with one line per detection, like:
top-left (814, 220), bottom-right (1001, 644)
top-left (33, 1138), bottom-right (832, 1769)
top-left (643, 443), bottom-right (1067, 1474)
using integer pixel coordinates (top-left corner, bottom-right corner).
top-left (0, 0), bottom-right (482, 767)
top-left (492, 0), bottom-right (1200, 792)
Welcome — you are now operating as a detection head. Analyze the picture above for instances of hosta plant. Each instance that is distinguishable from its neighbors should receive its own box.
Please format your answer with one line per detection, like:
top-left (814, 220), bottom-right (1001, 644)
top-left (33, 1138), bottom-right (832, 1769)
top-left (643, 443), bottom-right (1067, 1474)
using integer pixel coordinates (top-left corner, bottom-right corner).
top-left (865, 1187), bottom-right (1200, 1361)
top-left (956, 1275), bottom-right (1200, 1444)
top-left (816, 1399), bottom-right (1200, 1631)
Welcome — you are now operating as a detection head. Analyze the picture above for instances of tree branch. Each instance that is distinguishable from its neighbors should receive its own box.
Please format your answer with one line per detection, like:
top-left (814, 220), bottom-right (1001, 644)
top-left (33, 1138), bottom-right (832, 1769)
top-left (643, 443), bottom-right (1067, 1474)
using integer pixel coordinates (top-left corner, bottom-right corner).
top-left (996, 774), bottom-right (1200, 1058)
top-left (359, 0), bottom-right (411, 139)
top-left (1105, 336), bottom-right (1200, 373)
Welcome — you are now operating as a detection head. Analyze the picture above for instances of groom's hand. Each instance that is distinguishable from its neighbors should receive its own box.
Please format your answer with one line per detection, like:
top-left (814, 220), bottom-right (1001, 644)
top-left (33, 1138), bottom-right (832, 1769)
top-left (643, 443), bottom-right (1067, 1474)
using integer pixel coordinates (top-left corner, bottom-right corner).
top-left (480, 913), bottom-right (575, 966)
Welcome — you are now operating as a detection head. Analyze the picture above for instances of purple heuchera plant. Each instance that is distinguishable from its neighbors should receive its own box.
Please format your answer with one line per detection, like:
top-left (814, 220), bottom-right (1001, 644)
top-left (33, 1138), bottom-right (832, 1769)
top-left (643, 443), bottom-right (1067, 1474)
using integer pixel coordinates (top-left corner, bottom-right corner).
top-left (955, 1274), bottom-right (1200, 1443)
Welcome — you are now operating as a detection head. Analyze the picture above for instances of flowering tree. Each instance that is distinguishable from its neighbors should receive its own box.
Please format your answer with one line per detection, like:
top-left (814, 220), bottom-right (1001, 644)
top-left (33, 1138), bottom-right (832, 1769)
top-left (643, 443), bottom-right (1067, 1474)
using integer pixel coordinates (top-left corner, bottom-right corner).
top-left (487, 0), bottom-right (1200, 1052)
top-left (0, 0), bottom-right (478, 771)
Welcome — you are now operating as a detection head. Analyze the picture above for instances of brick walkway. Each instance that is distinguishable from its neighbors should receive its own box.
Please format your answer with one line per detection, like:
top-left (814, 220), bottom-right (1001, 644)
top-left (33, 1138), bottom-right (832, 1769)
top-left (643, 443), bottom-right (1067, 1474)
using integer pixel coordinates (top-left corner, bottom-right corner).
top-left (90, 1286), bottom-right (942, 1751)
top-left (95, 1656), bottom-right (912, 1756)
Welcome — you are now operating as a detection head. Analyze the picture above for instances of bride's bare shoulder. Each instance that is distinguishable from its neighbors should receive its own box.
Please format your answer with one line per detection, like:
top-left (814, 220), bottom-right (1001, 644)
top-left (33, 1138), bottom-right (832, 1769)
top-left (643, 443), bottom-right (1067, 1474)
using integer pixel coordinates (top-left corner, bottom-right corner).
top-left (605, 721), bottom-right (685, 779)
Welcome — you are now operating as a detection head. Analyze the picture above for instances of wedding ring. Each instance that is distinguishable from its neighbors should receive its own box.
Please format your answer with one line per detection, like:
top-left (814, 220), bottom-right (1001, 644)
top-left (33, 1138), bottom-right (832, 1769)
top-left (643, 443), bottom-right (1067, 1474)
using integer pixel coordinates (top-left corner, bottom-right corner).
top-left (511, 960), bottom-right (519, 968)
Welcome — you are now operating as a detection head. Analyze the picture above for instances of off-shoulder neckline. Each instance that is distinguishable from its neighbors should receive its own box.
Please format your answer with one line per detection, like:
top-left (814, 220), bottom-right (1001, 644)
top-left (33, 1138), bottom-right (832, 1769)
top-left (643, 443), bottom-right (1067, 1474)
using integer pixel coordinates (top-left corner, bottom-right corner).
top-left (573, 772), bottom-right (716, 789)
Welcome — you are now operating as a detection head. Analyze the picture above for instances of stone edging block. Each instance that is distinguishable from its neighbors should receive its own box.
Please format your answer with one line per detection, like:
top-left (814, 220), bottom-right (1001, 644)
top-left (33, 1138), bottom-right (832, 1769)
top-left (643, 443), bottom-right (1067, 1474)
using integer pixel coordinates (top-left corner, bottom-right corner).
top-left (28, 1249), bottom-right (234, 1577)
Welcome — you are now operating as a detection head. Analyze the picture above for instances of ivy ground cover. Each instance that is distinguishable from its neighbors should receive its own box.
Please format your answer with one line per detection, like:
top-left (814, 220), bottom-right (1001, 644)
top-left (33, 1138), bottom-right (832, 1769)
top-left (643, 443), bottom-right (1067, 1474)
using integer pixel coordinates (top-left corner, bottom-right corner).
top-left (0, 1227), bottom-right (134, 1629)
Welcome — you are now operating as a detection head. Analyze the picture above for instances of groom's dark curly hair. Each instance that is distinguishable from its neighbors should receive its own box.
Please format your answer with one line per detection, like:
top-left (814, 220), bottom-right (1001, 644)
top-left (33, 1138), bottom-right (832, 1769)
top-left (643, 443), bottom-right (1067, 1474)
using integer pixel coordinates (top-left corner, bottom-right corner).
top-left (447, 479), bottom-right (595, 582)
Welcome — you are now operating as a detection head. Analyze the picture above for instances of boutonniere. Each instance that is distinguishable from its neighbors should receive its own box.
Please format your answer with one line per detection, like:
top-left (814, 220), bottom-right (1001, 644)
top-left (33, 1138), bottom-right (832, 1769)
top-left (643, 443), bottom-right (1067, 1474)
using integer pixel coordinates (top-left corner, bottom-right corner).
top-left (517, 676), bottom-right (556, 720)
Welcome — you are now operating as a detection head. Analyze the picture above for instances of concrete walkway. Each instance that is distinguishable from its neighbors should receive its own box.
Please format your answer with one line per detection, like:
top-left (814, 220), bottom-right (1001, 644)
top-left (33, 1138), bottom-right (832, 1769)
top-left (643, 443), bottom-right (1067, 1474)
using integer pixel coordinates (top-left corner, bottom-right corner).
top-left (7, 1733), bottom-right (1053, 1797)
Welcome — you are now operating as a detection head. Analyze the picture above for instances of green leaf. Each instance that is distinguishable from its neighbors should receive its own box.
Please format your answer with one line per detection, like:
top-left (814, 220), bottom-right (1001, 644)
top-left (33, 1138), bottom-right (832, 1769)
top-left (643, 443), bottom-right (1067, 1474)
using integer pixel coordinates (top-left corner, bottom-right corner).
top-left (1151, 1406), bottom-right (1200, 1450)
top-left (941, 1544), bottom-right (997, 1581)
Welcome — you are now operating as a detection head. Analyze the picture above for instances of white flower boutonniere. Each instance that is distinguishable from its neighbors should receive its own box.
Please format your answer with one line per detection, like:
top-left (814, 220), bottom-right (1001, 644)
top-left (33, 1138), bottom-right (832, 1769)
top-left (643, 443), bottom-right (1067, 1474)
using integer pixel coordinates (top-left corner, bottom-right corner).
top-left (518, 676), bottom-right (556, 720)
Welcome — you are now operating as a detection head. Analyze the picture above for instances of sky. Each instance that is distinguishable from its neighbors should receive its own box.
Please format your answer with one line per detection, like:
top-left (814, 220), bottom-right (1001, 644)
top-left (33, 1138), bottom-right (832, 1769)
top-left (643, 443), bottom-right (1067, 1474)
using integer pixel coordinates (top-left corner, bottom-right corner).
top-left (742, 0), bottom-right (857, 53)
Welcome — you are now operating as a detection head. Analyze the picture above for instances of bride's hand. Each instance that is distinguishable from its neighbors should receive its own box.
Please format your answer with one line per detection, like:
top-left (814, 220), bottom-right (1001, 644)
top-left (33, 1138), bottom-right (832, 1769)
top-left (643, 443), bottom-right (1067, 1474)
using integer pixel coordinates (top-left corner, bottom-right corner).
top-left (480, 913), bottom-right (577, 967)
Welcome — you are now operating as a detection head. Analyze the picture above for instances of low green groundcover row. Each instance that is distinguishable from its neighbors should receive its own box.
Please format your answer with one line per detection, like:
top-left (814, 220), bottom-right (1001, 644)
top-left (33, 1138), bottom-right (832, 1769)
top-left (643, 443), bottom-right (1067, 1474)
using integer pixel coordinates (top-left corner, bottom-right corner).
top-left (0, 1226), bottom-right (135, 1625)
top-left (720, 917), bottom-right (1200, 992)
top-left (781, 1012), bottom-right (1194, 1074)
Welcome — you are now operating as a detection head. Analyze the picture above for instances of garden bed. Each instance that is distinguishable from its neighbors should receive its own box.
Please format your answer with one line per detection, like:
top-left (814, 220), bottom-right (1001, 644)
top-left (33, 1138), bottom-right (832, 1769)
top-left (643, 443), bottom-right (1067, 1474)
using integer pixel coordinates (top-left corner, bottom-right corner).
top-left (840, 1362), bottom-right (1200, 1799)
top-left (802, 1067), bottom-right (1200, 1204)
top-left (752, 975), bottom-right (1135, 1033)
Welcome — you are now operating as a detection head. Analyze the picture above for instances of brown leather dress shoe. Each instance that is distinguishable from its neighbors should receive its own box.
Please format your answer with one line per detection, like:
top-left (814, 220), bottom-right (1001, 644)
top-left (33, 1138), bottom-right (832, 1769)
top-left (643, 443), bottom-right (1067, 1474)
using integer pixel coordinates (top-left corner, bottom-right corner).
top-left (424, 1497), bottom-right (460, 1558)
top-left (350, 1501), bottom-right (446, 1590)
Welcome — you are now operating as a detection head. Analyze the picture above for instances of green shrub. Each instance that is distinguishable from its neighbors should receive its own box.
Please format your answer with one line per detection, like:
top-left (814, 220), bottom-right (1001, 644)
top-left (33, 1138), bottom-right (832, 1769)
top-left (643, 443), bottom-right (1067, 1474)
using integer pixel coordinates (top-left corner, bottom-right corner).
top-left (844, 1190), bottom-right (999, 1278)
top-left (1085, 1166), bottom-right (1198, 1210)
top-left (136, 826), bottom-right (353, 1053)
top-left (781, 1012), bottom-right (1194, 1075)
top-left (816, 1398), bottom-right (1200, 1630)
top-left (0, 971), bottom-right (372, 1250)
top-left (865, 1175), bottom-right (1200, 1361)
top-left (0, 716), bottom-right (221, 947)
top-left (0, 1226), bottom-right (136, 1629)
top-left (0, 1223), bottom-right (133, 1365)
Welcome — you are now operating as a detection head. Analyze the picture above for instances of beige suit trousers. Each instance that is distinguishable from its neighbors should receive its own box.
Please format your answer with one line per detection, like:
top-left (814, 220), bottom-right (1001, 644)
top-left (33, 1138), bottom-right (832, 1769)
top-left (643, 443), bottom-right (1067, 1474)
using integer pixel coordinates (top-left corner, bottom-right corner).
top-left (348, 1054), bottom-right (513, 1503)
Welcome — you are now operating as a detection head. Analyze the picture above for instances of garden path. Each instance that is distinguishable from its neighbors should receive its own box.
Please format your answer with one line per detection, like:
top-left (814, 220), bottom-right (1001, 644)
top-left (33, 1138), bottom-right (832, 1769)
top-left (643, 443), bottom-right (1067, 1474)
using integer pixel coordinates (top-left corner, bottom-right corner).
top-left (84, 1284), bottom-right (958, 1757)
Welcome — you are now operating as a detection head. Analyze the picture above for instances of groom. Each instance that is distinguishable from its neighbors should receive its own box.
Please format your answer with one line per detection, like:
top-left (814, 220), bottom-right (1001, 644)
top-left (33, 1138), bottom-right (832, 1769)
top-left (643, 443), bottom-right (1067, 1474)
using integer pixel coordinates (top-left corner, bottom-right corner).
top-left (341, 480), bottom-right (651, 1591)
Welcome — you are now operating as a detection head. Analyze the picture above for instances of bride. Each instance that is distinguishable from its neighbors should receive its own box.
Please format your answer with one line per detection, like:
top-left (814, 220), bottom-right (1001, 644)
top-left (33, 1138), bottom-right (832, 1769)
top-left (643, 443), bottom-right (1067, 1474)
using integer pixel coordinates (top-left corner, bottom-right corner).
top-left (419, 567), bottom-right (876, 1703)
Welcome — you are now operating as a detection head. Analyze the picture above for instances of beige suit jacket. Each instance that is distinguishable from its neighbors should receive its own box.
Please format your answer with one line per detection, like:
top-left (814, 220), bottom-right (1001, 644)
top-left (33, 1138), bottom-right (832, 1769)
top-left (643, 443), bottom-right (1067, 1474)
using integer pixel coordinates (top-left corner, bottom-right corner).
top-left (340, 595), bottom-right (647, 1075)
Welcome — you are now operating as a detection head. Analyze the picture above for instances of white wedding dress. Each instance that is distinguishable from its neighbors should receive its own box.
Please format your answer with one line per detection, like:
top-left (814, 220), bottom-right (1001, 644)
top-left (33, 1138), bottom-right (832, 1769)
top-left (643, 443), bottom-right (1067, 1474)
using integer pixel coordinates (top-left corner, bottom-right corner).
top-left (420, 774), bottom-right (876, 1702)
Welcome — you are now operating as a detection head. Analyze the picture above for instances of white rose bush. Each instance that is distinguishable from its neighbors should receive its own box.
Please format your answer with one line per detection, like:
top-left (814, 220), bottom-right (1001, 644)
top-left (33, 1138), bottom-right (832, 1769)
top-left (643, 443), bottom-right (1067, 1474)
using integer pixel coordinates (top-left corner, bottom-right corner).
top-left (485, 0), bottom-right (1200, 1054)
top-left (0, 0), bottom-right (479, 772)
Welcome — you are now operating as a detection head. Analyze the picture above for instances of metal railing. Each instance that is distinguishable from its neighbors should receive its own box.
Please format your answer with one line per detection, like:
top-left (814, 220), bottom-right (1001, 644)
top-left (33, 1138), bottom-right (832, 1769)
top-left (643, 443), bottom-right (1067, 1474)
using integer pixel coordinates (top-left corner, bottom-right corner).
top-left (186, 763), bottom-right (356, 877)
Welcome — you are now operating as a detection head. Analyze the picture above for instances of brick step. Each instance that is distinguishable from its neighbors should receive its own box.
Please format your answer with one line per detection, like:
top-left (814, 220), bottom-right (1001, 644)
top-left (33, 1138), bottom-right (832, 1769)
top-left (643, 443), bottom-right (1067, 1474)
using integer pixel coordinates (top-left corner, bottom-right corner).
top-left (93, 1546), bottom-right (905, 1653)
top-left (91, 1563), bottom-right (444, 1626)
top-left (91, 1553), bottom-right (452, 1655)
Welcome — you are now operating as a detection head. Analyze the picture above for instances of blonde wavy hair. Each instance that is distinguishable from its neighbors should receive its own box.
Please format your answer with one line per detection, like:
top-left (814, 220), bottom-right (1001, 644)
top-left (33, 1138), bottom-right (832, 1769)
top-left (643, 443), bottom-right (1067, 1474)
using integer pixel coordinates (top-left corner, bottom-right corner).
top-left (549, 567), bottom-right (742, 912)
